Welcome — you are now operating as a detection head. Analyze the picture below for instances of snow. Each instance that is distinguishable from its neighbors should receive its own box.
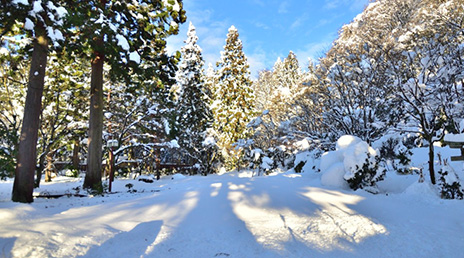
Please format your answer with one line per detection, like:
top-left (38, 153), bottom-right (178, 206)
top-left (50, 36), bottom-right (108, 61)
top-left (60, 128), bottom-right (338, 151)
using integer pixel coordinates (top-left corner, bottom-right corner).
top-left (202, 136), bottom-right (216, 146)
top-left (0, 47), bottom-right (8, 56)
top-left (163, 0), bottom-right (180, 12)
top-left (1, 170), bottom-right (464, 257)
top-left (167, 139), bottom-right (180, 148)
top-left (129, 51), bottom-right (141, 64)
top-left (403, 181), bottom-right (439, 199)
top-left (24, 18), bottom-right (34, 31)
top-left (116, 34), bottom-right (130, 51)
top-left (261, 156), bottom-right (273, 170)
top-left (46, 27), bottom-right (64, 42)
top-left (12, 0), bottom-right (28, 5)
top-left (48, 2), bottom-right (67, 19)
top-left (171, 173), bottom-right (186, 180)
top-left (294, 138), bottom-right (310, 150)
top-left (321, 135), bottom-right (381, 187)
top-left (444, 133), bottom-right (464, 143)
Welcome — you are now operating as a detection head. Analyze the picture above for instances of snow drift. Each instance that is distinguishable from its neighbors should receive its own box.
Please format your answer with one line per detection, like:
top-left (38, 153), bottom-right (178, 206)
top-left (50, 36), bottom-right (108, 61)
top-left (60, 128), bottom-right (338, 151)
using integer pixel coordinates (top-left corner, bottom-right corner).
top-left (320, 135), bottom-right (384, 190)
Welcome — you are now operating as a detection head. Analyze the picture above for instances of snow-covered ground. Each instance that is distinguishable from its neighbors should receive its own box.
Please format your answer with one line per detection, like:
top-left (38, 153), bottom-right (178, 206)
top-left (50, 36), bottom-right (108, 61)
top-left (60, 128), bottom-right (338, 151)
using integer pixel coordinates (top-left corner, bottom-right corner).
top-left (1, 148), bottom-right (464, 258)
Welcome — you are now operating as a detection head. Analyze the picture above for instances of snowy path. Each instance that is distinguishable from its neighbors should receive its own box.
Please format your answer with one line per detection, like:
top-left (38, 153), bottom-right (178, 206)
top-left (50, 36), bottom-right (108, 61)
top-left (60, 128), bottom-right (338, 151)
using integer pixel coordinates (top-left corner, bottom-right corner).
top-left (0, 172), bottom-right (463, 257)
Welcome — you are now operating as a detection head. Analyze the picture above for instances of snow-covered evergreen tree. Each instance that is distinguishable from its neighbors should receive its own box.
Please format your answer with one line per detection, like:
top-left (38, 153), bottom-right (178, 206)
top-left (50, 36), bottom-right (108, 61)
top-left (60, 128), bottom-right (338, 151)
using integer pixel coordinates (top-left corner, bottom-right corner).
top-left (213, 26), bottom-right (256, 169)
top-left (269, 52), bottom-right (304, 124)
top-left (175, 22), bottom-right (213, 171)
top-left (0, 36), bottom-right (27, 180)
top-left (252, 70), bottom-right (274, 113)
top-left (36, 51), bottom-right (90, 187)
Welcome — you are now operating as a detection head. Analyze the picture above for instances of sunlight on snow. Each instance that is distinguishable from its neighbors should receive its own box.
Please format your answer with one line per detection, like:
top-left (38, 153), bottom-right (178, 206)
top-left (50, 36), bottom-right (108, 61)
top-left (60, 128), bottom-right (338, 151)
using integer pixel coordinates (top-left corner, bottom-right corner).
top-left (0, 192), bottom-right (199, 258)
top-left (210, 182), bottom-right (222, 197)
top-left (228, 183), bottom-right (248, 190)
top-left (300, 187), bottom-right (388, 248)
top-left (228, 185), bottom-right (388, 253)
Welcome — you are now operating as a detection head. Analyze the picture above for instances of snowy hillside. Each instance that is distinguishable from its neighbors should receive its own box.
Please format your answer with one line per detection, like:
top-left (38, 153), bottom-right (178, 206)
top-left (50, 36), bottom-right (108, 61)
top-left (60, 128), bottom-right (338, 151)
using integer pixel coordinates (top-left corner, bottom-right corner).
top-left (1, 157), bottom-right (464, 257)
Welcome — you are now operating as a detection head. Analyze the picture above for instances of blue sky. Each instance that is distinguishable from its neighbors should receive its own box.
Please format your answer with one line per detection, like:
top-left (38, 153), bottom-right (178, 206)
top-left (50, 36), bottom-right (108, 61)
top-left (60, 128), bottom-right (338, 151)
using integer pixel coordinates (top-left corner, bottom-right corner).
top-left (167, 0), bottom-right (370, 78)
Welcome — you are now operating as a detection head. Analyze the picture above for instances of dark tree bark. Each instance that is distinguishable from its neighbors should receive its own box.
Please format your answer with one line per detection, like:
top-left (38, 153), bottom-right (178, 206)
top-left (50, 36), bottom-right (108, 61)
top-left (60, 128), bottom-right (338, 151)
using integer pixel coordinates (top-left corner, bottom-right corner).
top-left (35, 152), bottom-right (46, 188)
top-left (83, 49), bottom-right (104, 190)
top-left (72, 138), bottom-right (80, 170)
top-left (428, 141), bottom-right (436, 185)
top-left (12, 21), bottom-right (48, 203)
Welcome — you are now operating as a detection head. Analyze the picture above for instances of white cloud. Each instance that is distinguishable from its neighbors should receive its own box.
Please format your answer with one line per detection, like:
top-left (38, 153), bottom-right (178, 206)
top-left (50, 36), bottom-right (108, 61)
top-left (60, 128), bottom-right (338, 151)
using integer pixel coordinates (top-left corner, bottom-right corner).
top-left (294, 40), bottom-right (333, 66)
top-left (290, 14), bottom-right (308, 30)
top-left (324, 0), bottom-right (368, 11)
top-left (349, 0), bottom-right (369, 11)
top-left (254, 22), bottom-right (270, 30)
top-left (278, 1), bottom-right (289, 14)
top-left (324, 0), bottom-right (338, 9)
top-left (252, 0), bottom-right (265, 6)
top-left (246, 47), bottom-right (268, 79)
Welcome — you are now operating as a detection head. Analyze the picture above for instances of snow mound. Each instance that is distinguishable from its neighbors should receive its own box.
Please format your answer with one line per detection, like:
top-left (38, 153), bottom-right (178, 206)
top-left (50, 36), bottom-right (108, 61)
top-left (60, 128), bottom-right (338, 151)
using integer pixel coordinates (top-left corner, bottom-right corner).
top-left (403, 181), bottom-right (439, 199)
top-left (171, 173), bottom-right (186, 180)
top-left (320, 135), bottom-right (379, 189)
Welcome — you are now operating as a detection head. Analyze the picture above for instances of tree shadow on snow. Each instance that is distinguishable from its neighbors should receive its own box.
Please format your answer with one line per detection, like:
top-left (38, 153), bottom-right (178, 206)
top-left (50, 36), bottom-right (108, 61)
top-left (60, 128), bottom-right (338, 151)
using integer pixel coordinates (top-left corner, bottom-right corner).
top-left (119, 175), bottom-right (391, 257)
top-left (223, 177), bottom-right (389, 257)
top-left (80, 220), bottom-right (162, 258)
top-left (151, 179), bottom-right (278, 257)
top-left (0, 237), bottom-right (16, 258)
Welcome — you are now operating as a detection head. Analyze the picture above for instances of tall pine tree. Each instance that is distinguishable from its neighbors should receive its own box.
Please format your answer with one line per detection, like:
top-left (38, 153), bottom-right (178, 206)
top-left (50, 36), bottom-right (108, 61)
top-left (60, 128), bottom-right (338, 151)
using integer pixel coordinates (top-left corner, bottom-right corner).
top-left (175, 22), bottom-right (213, 170)
top-left (213, 26), bottom-right (256, 169)
top-left (269, 51), bottom-right (303, 124)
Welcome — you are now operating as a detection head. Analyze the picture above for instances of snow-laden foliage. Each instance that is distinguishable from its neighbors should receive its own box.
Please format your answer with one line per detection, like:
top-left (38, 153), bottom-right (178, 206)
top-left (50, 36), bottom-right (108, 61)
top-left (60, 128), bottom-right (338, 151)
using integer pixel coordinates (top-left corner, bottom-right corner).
top-left (174, 22), bottom-right (215, 173)
top-left (3, 0), bottom-right (68, 47)
top-left (35, 51), bottom-right (90, 187)
top-left (268, 51), bottom-right (304, 124)
top-left (320, 135), bottom-right (385, 191)
top-left (0, 39), bottom-right (27, 179)
top-left (287, 0), bottom-right (464, 188)
top-left (104, 79), bottom-right (177, 178)
top-left (213, 25), bottom-right (256, 169)
top-left (377, 135), bottom-right (415, 175)
top-left (437, 161), bottom-right (464, 200)
top-left (66, 0), bottom-right (186, 87)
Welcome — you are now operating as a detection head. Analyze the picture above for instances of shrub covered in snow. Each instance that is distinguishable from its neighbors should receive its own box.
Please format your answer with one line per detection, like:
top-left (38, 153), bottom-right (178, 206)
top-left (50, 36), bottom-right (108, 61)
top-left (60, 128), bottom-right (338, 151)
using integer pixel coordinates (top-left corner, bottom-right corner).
top-left (239, 138), bottom-right (295, 175)
top-left (201, 133), bottom-right (222, 175)
top-left (321, 135), bottom-right (385, 191)
top-left (438, 163), bottom-right (464, 199)
top-left (291, 138), bottom-right (328, 173)
top-left (378, 137), bottom-right (413, 174)
top-left (267, 145), bottom-right (294, 170)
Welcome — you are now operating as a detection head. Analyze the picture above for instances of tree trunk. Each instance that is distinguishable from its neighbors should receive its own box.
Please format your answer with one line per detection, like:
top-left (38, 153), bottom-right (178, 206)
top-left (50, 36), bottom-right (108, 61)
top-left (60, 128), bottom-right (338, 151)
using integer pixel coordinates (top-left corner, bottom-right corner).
top-left (72, 138), bottom-right (80, 170)
top-left (428, 141), bottom-right (436, 185)
top-left (45, 152), bottom-right (54, 182)
top-left (12, 22), bottom-right (48, 203)
top-left (35, 153), bottom-right (46, 188)
top-left (83, 49), bottom-right (104, 190)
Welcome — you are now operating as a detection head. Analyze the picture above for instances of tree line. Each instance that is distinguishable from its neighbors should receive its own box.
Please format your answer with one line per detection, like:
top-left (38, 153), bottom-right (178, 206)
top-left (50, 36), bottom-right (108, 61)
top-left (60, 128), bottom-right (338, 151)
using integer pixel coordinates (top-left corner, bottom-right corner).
top-left (248, 0), bottom-right (464, 195)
